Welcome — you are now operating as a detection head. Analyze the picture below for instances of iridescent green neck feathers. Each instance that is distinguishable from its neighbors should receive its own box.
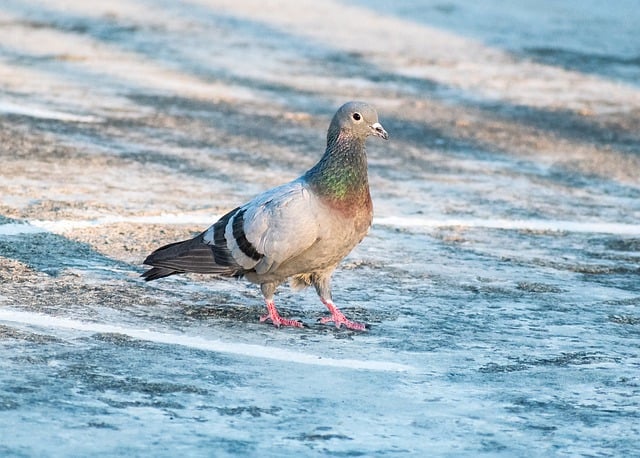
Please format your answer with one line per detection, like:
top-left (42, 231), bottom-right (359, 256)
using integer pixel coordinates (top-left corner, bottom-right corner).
top-left (305, 133), bottom-right (369, 205)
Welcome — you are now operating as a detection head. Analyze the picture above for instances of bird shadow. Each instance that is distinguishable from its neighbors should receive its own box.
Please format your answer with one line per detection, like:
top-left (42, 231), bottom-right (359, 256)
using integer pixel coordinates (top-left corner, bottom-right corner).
top-left (0, 214), bottom-right (135, 278)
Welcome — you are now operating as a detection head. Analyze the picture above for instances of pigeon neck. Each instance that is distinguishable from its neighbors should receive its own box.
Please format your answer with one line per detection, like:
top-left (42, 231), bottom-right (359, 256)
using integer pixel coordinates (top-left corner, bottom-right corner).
top-left (306, 132), bottom-right (370, 210)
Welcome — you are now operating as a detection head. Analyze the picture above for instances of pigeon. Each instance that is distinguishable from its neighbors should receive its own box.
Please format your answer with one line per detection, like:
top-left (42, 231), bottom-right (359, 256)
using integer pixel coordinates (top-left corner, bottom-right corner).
top-left (142, 101), bottom-right (388, 330)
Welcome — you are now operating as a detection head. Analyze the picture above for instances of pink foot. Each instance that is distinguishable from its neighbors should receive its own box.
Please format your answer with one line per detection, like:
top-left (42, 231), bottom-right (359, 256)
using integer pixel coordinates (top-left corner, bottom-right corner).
top-left (320, 300), bottom-right (366, 331)
top-left (260, 300), bottom-right (303, 328)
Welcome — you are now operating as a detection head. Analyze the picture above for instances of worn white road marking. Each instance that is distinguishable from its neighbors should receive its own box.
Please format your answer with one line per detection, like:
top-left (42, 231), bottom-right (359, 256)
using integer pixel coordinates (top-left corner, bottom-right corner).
top-left (1, 214), bottom-right (637, 236)
top-left (0, 101), bottom-right (101, 123)
top-left (0, 309), bottom-right (413, 372)
top-left (375, 216), bottom-right (640, 236)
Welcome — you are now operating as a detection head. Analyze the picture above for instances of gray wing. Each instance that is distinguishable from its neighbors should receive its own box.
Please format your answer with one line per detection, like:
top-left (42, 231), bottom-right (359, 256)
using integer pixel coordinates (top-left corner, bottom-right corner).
top-left (202, 178), bottom-right (322, 276)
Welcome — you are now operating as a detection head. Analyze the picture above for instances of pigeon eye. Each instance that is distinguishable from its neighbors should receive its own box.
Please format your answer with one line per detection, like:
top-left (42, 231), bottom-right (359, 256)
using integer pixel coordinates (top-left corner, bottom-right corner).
top-left (352, 112), bottom-right (361, 121)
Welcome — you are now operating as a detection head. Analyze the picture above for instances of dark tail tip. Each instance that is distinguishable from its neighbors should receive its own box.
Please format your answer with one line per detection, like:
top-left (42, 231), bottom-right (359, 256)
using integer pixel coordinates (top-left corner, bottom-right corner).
top-left (141, 267), bottom-right (178, 282)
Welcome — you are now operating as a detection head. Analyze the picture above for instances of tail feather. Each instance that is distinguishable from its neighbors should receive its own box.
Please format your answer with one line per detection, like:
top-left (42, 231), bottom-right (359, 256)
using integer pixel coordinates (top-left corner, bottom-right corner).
top-left (141, 267), bottom-right (178, 281)
top-left (141, 233), bottom-right (239, 281)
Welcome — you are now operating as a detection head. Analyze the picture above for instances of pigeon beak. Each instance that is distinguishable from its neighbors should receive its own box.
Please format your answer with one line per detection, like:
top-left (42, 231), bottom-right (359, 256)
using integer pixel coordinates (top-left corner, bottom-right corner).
top-left (370, 122), bottom-right (389, 140)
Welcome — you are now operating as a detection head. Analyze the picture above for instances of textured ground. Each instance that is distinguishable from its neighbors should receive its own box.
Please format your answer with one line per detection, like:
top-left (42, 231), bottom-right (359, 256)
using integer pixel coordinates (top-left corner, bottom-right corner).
top-left (1, 1), bottom-right (639, 456)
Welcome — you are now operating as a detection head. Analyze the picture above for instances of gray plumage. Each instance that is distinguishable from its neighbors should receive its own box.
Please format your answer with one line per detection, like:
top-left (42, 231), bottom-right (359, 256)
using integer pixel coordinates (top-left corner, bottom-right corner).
top-left (142, 101), bottom-right (388, 330)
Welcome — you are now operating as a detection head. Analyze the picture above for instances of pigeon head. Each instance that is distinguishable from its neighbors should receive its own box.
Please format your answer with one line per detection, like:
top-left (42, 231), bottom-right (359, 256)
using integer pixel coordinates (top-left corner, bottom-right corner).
top-left (306, 102), bottom-right (388, 210)
top-left (327, 101), bottom-right (389, 145)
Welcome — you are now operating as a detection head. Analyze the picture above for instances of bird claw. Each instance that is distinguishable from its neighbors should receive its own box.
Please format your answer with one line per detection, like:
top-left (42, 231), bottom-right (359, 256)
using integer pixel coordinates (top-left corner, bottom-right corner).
top-left (319, 299), bottom-right (367, 331)
top-left (260, 301), bottom-right (304, 328)
top-left (319, 314), bottom-right (366, 331)
top-left (260, 314), bottom-right (304, 328)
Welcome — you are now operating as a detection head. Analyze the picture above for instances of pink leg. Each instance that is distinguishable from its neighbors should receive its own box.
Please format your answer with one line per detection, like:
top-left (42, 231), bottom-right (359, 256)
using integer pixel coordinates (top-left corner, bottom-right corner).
top-left (319, 299), bottom-right (366, 331)
top-left (260, 299), bottom-right (303, 328)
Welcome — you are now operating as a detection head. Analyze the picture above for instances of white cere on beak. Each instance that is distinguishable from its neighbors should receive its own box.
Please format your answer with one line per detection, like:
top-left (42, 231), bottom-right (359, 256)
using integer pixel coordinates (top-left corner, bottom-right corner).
top-left (370, 122), bottom-right (389, 140)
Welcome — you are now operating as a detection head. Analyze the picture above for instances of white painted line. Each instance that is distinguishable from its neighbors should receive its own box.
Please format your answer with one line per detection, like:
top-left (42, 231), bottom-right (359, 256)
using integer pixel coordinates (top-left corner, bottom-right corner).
top-left (0, 101), bottom-right (101, 123)
top-left (0, 309), bottom-right (413, 372)
top-left (2, 214), bottom-right (637, 237)
top-left (0, 223), bottom-right (48, 236)
top-left (27, 214), bottom-right (216, 233)
top-left (375, 216), bottom-right (640, 236)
